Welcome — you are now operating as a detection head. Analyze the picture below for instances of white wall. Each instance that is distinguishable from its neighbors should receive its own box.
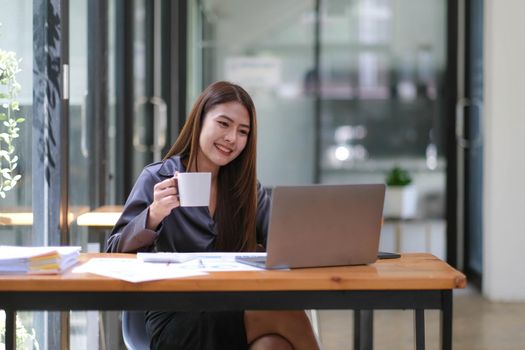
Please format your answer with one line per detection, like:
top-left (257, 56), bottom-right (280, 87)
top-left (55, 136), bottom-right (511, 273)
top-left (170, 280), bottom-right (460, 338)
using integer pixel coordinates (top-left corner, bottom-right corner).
top-left (483, 0), bottom-right (525, 301)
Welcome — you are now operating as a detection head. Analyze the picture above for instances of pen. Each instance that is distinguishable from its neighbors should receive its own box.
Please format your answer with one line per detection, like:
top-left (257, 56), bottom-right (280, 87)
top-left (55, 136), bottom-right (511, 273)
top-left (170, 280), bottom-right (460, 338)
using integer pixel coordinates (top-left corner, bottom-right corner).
top-left (198, 259), bottom-right (205, 269)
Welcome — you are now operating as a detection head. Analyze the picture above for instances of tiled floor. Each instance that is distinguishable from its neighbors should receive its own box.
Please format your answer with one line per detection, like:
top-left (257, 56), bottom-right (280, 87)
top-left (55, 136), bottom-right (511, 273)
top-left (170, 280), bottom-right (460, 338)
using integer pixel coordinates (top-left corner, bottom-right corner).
top-left (316, 287), bottom-right (525, 350)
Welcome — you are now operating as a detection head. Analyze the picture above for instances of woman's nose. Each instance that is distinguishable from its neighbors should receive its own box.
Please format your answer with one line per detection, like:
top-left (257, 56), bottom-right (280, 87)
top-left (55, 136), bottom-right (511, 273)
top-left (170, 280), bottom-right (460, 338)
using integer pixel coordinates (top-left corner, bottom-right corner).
top-left (224, 129), bottom-right (236, 143)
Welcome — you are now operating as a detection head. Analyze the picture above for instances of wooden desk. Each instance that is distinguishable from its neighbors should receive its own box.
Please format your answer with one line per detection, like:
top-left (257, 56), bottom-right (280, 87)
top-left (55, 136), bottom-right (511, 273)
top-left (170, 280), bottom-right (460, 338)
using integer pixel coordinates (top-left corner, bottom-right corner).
top-left (75, 206), bottom-right (123, 252)
top-left (0, 208), bottom-right (87, 226)
top-left (0, 253), bottom-right (465, 350)
top-left (0, 212), bottom-right (33, 226)
top-left (0, 206), bottom-right (122, 227)
top-left (76, 206), bottom-right (123, 228)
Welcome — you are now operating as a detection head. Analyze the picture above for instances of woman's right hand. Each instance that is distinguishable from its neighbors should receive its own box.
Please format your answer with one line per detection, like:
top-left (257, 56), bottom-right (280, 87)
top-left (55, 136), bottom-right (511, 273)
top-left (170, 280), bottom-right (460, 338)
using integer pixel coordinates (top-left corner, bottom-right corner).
top-left (146, 174), bottom-right (180, 230)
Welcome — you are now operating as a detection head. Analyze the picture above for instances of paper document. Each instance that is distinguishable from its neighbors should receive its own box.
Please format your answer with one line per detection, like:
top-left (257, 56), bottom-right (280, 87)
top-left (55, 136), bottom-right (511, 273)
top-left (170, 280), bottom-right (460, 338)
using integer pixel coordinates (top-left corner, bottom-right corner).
top-left (137, 252), bottom-right (197, 263)
top-left (74, 258), bottom-right (207, 283)
top-left (139, 252), bottom-right (267, 271)
top-left (0, 245), bottom-right (81, 274)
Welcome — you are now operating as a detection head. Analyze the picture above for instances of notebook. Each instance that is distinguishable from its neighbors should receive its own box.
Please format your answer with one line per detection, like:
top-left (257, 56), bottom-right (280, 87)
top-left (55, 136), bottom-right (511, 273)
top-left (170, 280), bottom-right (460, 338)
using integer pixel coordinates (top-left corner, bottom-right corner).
top-left (236, 184), bottom-right (387, 269)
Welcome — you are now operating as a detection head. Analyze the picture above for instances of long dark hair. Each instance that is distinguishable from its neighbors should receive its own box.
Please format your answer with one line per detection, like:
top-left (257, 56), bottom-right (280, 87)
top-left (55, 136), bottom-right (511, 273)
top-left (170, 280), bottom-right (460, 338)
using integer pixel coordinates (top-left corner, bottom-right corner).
top-left (164, 81), bottom-right (258, 252)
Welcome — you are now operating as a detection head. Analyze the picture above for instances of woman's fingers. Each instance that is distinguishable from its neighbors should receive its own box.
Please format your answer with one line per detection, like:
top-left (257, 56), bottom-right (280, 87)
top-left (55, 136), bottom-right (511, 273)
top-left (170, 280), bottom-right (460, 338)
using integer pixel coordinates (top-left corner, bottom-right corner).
top-left (154, 178), bottom-right (178, 199)
top-left (159, 193), bottom-right (180, 207)
top-left (155, 186), bottom-right (177, 199)
top-left (154, 177), bottom-right (177, 192)
top-left (147, 176), bottom-right (181, 230)
top-left (150, 177), bottom-right (181, 216)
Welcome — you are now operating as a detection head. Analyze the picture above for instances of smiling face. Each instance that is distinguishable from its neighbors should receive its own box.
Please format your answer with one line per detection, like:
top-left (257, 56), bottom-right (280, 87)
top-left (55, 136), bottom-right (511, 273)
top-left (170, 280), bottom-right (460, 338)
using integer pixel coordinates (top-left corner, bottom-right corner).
top-left (196, 101), bottom-right (251, 173)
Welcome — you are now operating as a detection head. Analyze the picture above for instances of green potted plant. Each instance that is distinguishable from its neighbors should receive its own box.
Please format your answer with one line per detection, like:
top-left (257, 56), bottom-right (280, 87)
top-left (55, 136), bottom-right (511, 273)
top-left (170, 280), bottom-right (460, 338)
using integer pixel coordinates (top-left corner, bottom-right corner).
top-left (384, 166), bottom-right (417, 218)
top-left (0, 22), bottom-right (25, 199)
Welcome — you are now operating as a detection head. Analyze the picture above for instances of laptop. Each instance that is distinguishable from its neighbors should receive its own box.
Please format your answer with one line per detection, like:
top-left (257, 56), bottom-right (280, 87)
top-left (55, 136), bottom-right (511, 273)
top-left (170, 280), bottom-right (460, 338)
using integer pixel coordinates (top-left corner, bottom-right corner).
top-left (236, 183), bottom-right (390, 269)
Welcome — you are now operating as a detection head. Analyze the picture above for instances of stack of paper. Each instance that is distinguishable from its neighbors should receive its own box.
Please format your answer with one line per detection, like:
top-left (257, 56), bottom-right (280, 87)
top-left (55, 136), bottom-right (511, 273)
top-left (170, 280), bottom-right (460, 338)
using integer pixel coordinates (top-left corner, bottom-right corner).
top-left (0, 245), bottom-right (81, 274)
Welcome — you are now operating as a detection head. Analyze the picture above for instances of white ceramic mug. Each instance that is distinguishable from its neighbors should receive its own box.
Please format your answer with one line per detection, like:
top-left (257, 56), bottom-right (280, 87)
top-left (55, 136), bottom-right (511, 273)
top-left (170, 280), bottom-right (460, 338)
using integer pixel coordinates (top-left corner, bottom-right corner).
top-left (177, 172), bottom-right (211, 207)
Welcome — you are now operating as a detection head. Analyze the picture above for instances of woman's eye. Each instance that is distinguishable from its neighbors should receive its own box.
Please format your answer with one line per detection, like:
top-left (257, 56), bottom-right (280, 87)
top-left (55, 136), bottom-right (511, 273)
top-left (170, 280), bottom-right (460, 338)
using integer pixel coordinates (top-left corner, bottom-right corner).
top-left (239, 129), bottom-right (249, 136)
top-left (218, 121), bottom-right (228, 128)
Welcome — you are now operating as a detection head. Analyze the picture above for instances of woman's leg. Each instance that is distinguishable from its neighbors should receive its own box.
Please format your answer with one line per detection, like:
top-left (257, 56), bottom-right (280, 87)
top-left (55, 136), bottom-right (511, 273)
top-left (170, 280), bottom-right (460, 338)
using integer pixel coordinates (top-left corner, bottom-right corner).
top-left (245, 310), bottom-right (320, 350)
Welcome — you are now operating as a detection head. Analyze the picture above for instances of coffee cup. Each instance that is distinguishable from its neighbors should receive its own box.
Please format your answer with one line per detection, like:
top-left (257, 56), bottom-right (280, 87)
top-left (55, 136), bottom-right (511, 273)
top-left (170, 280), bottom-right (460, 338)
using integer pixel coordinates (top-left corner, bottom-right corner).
top-left (177, 172), bottom-right (211, 207)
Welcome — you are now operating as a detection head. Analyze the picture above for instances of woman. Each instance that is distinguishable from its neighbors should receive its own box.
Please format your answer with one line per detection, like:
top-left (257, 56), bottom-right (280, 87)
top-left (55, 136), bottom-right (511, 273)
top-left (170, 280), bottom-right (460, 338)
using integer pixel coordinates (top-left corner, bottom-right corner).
top-left (107, 81), bottom-right (319, 350)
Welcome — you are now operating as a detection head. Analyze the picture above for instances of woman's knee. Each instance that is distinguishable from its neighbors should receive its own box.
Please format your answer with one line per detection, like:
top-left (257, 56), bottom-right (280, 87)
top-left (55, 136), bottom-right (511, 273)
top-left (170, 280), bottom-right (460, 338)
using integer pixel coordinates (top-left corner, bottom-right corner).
top-left (249, 334), bottom-right (293, 350)
top-left (245, 310), bottom-right (319, 350)
top-left (245, 310), bottom-right (316, 342)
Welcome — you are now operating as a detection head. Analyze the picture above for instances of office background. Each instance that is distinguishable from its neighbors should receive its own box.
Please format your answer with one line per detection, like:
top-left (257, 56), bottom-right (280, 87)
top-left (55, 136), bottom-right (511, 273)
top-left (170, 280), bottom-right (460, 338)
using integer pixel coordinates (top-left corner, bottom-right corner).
top-left (0, 0), bottom-right (524, 349)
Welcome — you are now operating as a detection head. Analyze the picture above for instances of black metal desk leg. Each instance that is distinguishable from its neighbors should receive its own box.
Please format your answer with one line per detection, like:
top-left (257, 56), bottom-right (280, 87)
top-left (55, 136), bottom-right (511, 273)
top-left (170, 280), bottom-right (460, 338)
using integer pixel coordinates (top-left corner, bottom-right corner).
top-left (5, 310), bottom-right (16, 350)
top-left (440, 290), bottom-right (453, 350)
top-left (414, 309), bottom-right (425, 350)
top-left (354, 310), bottom-right (373, 350)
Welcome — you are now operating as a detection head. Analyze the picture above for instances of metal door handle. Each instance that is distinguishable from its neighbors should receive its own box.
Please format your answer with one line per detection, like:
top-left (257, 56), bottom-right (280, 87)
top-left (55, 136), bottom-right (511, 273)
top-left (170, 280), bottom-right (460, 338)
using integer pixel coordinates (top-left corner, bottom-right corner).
top-left (132, 96), bottom-right (167, 159)
top-left (455, 97), bottom-right (483, 149)
top-left (80, 93), bottom-right (89, 157)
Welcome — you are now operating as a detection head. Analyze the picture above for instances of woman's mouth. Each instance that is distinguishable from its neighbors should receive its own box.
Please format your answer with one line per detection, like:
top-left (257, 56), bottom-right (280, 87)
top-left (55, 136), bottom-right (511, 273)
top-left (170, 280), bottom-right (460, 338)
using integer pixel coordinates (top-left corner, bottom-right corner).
top-left (215, 143), bottom-right (233, 156)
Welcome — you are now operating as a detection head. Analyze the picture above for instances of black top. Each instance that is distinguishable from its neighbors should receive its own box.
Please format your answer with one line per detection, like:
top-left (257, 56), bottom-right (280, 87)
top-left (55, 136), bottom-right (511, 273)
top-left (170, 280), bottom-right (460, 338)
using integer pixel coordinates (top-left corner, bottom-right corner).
top-left (106, 155), bottom-right (271, 253)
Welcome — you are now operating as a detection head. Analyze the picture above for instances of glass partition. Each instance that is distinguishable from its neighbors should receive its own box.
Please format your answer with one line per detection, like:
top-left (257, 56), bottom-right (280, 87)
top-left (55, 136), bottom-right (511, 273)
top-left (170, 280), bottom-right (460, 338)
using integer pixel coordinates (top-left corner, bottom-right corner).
top-left (68, 1), bottom-right (98, 348)
top-left (0, 1), bottom-right (33, 243)
top-left (190, 0), bottom-right (317, 185)
top-left (319, 0), bottom-right (447, 204)
top-left (0, 1), bottom-right (37, 348)
top-left (319, 0), bottom-right (447, 257)
top-left (189, 0), bottom-right (449, 257)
